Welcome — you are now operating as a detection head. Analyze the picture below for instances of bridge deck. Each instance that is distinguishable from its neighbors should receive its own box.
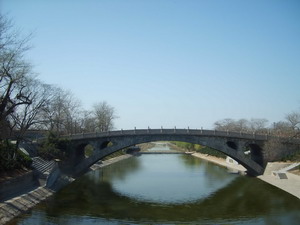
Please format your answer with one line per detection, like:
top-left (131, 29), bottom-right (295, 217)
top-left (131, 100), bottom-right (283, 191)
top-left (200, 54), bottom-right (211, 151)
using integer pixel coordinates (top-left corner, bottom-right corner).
top-left (63, 128), bottom-right (274, 141)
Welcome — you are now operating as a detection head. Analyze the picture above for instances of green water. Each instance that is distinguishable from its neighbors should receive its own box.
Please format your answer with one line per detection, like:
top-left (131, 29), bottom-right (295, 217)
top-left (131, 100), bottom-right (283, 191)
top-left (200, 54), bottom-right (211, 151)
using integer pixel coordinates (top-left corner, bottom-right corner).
top-left (9, 154), bottom-right (300, 225)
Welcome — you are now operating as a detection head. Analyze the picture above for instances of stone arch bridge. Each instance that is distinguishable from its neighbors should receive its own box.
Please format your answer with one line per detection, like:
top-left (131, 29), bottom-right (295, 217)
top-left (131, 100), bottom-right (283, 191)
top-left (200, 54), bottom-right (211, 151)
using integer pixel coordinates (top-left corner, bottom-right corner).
top-left (58, 128), bottom-right (288, 176)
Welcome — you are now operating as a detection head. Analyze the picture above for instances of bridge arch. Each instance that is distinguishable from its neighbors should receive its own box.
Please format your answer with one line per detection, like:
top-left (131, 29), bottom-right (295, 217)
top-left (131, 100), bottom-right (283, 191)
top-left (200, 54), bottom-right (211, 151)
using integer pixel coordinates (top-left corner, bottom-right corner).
top-left (70, 133), bottom-right (265, 176)
top-left (73, 143), bottom-right (88, 164)
top-left (248, 143), bottom-right (264, 166)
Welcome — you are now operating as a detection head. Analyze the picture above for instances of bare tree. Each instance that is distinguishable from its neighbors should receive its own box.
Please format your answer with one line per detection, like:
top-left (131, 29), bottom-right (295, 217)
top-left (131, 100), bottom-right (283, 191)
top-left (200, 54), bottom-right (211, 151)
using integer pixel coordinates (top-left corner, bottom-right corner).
top-left (249, 118), bottom-right (268, 133)
top-left (285, 112), bottom-right (300, 130)
top-left (214, 118), bottom-right (236, 131)
top-left (61, 91), bottom-right (81, 134)
top-left (272, 121), bottom-right (293, 136)
top-left (93, 101), bottom-right (117, 132)
top-left (9, 78), bottom-right (54, 143)
top-left (80, 110), bottom-right (96, 133)
top-left (214, 118), bottom-right (268, 133)
top-left (214, 118), bottom-right (249, 132)
top-left (0, 15), bottom-right (33, 139)
top-left (235, 119), bottom-right (249, 132)
top-left (42, 87), bottom-right (82, 134)
top-left (263, 137), bottom-right (286, 162)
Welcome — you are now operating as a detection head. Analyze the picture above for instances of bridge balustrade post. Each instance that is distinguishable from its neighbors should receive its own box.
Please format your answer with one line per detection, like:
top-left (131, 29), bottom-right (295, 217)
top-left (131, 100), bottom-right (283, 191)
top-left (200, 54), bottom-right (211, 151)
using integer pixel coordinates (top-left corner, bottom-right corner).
top-left (187, 126), bottom-right (190, 134)
top-left (148, 126), bottom-right (150, 133)
top-left (134, 127), bottom-right (136, 134)
top-left (214, 129), bottom-right (216, 135)
top-left (161, 126), bottom-right (163, 133)
top-left (174, 126), bottom-right (176, 133)
top-left (121, 129), bottom-right (123, 134)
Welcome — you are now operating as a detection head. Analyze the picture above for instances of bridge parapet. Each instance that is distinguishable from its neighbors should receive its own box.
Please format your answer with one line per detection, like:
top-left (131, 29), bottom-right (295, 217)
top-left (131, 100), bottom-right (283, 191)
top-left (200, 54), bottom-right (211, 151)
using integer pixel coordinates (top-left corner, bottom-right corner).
top-left (63, 128), bottom-right (271, 141)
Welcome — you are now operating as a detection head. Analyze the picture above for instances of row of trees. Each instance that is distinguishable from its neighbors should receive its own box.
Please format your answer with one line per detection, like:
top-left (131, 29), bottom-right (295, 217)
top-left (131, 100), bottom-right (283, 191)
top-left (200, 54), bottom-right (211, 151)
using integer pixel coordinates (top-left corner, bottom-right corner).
top-left (0, 15), bottom-right (117, 140)
top-left (173, 112), bottom-right (300, 164)
top-left (213, 112), bottom-right (300, 137)
top-left (213, 113), bottom-right (300, 162)
top-left (0, 15), bottom-right (117, 170)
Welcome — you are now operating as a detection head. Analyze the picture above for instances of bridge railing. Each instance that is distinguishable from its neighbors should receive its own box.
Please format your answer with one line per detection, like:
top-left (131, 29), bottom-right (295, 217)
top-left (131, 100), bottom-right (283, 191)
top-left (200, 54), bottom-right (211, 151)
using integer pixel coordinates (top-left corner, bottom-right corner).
top-left (62, 128), bottom-right (273, 141)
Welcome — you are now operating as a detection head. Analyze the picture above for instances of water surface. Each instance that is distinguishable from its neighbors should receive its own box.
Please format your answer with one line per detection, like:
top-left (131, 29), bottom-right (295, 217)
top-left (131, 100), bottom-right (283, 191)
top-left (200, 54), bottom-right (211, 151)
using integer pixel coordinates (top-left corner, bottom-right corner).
top-left (9, 153), bottom-right (300, 225)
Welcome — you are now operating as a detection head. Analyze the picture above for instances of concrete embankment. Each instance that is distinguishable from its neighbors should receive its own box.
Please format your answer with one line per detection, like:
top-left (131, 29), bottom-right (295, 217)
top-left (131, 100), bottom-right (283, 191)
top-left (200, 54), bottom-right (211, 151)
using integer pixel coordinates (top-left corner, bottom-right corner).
top-left (0, 154), bottom-right (133, 225)
top-left (0, 170), bottom-right (44, 224)
top-left (0, 187), bottom-right (54, 225)
top-left (258, 162), bottom-right (300, 200)
top-left (192, 152), bottom-right (300, 200)
top-left (192, 152), bottom-right (247, 174)
top-left (0, 171), bottom-right (39, 202)
top-left (90, 154), bottom-right (133, 170)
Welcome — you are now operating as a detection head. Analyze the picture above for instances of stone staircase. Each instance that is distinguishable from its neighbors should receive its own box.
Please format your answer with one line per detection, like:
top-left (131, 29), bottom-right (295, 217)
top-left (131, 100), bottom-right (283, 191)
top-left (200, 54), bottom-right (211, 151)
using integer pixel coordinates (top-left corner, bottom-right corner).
top-left (31, 157), bottom-right (55, 179)
top-left (272, 162), bottom-right (300, 179)
top-left (278, 162), bottom-right (300, 173)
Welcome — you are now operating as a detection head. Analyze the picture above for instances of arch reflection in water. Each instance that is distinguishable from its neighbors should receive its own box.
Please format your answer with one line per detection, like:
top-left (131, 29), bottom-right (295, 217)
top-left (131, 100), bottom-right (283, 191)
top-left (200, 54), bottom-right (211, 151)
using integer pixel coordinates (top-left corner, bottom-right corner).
top-left (10, 154), bottom-right (300, 225)
top-left (110, 154), bottom-right (236, 204)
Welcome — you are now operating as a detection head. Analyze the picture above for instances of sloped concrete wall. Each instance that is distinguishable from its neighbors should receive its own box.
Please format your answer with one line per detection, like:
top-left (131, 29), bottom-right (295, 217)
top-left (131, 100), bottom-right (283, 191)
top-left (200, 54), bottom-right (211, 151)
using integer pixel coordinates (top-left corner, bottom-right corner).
top-left (0, 171), bottom-right (39, 202)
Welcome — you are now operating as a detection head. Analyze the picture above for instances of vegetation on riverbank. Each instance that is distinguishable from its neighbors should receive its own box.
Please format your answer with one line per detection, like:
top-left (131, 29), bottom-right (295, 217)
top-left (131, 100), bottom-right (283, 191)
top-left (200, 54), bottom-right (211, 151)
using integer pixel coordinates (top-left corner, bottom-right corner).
top-left (102, 149), bottom-right (126, 160)
top-left (38, 132), bottom-right (72, 160)
top-left (172, 142), bottom-right (226, 159)
top-left (137, 143), bottom-right (156, 151)
top-left (0, 140), bottom-right (32, 172)
top-left (0, 15), bottom-right (117, 173)
top-left (281, 150), bottom-right (300, 162)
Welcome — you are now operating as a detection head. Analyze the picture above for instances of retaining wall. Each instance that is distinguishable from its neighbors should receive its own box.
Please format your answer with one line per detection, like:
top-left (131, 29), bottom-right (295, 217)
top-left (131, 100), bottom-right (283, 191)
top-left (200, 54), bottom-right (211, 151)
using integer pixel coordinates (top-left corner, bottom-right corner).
top-left (0, 171), bottom-right (39, 202)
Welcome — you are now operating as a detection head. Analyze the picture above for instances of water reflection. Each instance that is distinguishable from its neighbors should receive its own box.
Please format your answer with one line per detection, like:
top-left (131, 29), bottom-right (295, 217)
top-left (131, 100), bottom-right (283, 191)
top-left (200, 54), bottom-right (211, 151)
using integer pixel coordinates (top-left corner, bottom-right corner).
top-left (34, 171), bottom-right (300, 224)
top-left (178, 154), bottom-right (232, 181)
top-left (9, 155), bottom-right (300, 225)
top-left (110, 155), bottom-right (236, 203)
top-left (87, 156), bottom-right (141, 184)
top-left (147, 142), bottom-right (171, 151)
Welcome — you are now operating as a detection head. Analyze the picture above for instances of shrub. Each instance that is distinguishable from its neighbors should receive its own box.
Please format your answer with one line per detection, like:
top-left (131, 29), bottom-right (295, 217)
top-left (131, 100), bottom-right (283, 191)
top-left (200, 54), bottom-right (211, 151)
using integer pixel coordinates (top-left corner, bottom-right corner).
top-left (38, 131), bottom-right (72, 160)
top-left (17, 149), bottom-right (32, 168)
top-left (0, 140), bottom-right (32, 171)
top-left (198, 146), bottom-right (226, 159)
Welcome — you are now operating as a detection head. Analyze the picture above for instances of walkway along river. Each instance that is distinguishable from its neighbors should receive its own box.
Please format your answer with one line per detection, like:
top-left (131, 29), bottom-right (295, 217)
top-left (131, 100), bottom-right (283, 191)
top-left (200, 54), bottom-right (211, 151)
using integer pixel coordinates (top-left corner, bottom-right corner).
top-left (6, 142), bottom-right (300, 225)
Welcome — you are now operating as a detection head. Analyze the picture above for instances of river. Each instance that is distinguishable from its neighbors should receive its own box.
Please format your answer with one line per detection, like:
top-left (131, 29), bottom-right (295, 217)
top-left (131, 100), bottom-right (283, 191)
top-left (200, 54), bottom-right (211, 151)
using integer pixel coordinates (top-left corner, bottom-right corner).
top-left (8, 143), bottom-right (300, 225)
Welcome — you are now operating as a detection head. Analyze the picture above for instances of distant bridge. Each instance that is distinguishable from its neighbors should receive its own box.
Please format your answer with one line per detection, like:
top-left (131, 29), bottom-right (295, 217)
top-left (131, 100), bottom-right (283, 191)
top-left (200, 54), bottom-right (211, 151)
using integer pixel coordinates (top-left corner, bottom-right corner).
top-left (57, 128), bottom-right (299, 176)
top-left (139, 151), bottom-right (185, 154)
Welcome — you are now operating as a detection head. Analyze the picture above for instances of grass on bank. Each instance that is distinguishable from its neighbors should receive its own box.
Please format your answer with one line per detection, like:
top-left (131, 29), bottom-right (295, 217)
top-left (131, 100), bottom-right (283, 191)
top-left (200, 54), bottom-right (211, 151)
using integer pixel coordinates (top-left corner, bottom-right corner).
top-left (172, 141), bottom-right (227, 159)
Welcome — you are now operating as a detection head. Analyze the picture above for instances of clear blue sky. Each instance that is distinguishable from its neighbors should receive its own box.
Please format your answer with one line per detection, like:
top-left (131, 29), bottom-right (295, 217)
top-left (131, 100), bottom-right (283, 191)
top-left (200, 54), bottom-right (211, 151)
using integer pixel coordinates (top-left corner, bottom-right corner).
top-left (1, 0), bottom-right (300, 129)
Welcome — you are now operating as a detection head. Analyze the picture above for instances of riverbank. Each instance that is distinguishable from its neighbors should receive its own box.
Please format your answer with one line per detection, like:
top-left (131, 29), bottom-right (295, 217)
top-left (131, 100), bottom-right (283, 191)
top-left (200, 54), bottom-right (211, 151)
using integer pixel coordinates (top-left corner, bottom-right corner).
top-left (192, 152), bottom-right (247, 174)
top-left (0, 154), bottom-right (133, 225)
top-left (192, 152), bottom-right (300, 200)
top-left (90, 154), bottom-right (133, 170)
top-left (258, 163), bottom-right (300, 200)
top-left (0, 186), bottom-right (54, 225)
